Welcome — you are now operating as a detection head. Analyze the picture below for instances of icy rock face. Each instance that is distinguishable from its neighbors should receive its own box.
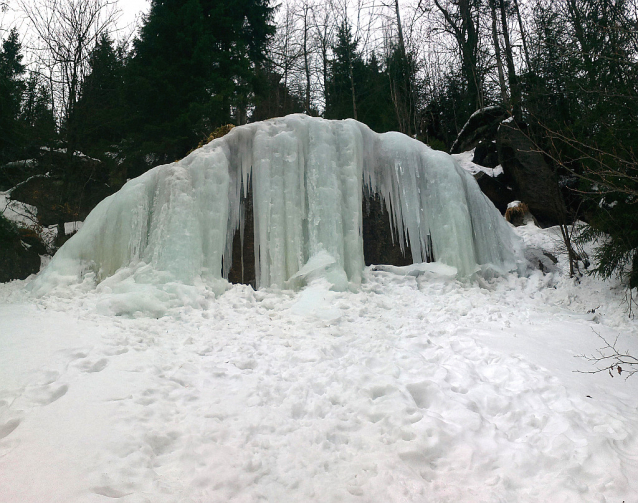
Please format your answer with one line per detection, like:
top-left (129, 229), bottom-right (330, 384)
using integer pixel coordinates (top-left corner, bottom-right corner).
top-left (33, 114), bottom-right (522, 294)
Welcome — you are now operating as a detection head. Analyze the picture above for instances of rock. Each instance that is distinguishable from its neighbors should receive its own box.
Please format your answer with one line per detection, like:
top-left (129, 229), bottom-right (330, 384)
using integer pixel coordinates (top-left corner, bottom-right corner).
top-left (362, 191), bottom-right (414, 267)
top-left (524, 246), bottom-right (559, 274)
top-left (472, 140), bottom-right (499, 169)
top-left (5, 150), bottom-right (113, 234)
top-left (474, 171), bottom-right (515, 214)
top-left (451, 106), bottom-right (509, 154)
top-left (0, 217), bottom-right (44, 282)
top-left (9, 172), bottom-right (111, 227)
top-left (497, 121), bottom-right (566, 226)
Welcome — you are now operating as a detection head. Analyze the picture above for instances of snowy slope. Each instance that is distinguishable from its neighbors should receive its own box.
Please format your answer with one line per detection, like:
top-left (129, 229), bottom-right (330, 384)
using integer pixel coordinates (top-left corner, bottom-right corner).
top-left (1, 223), bottom-right (637, 503)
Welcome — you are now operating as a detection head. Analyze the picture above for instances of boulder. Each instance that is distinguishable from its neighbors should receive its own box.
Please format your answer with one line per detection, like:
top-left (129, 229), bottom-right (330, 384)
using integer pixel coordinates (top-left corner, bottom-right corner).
top-left (474, 171), bottom-right (515, 214)
top-left (0, 217), bottom-right (44, 282)
top-left (497, 121), bottom-right (566, 226)
top-left (472, 140), bottom-right (499, 169)
top-left (451, 106), bottom-right (509, 154)
top-left (5, 149), bottom-right (113, 230)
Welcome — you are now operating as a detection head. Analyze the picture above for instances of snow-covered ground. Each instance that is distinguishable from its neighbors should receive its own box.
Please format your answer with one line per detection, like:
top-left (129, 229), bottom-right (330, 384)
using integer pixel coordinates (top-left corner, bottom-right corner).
top-left (1, 223), bottom-right (637, 503)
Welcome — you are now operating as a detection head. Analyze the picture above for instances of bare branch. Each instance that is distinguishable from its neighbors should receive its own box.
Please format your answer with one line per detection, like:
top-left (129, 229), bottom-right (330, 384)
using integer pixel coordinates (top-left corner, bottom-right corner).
top-left (575, 327), bottom-right (638, 379)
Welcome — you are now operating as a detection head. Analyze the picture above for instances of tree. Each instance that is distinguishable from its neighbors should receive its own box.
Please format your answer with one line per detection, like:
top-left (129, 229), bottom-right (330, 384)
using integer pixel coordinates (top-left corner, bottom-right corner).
top-left (359, 52), bottom-right (400, 133)
top-left (0, 28), bottom-right (26, 164)
top-left (523, 0), bottom-right (638, 286)
top-left (325, 21), bottom-right (365, 120)
top-left (20, 0), bottom-right (120, 155)
top-left (430, 0), bottom-right (484, 112)
top-left (386, 0), bottom-right (418, 136)
top-left (497, 0), bottom-right (521, 121)
top-left (20, 73), bottom-right (57, 153)
top-left (73, 32), bottom-right (125, 158)
top-left (124, 0), bottom-right (275, 169)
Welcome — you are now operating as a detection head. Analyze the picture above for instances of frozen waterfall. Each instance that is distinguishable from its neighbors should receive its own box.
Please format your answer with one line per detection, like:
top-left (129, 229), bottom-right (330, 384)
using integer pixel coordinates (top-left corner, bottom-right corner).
top-left (32, 114), bottom-right (523, 295)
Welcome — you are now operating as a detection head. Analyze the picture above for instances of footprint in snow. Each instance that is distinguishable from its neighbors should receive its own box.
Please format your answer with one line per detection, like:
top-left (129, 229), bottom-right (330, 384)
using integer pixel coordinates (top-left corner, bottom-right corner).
top-left (0, 418), bottom-right (21, 440)
top-left (92, 486), bottom-right (133, 498)
top-left (31, 384), bottom-right (69, 405)
top-left (78, 358), bottom-right (109, 373)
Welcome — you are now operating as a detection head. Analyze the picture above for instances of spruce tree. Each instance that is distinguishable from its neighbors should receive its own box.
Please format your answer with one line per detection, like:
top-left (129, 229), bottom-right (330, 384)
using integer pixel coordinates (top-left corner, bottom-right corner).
top-left (124, 0), bottom-right (274, 172)
top-left (0, 29), bottom-right (26, 164)
top-left (20, 74), bottom-right (57, 154)
top-left (325, 22), bottom-right (366, 122)
top-left (74, 33), bottom-right (126, 159)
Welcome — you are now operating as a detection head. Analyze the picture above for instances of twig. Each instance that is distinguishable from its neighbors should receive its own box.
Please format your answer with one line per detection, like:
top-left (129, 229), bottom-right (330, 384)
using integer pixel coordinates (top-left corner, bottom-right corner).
top-left (575, 327), bottom-right (638, 379)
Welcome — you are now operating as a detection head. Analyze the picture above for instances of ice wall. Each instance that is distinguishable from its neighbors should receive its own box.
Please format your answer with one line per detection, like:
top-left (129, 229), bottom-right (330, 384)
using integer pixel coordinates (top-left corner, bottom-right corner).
top-left (32, 115), bottom-right (522, 294)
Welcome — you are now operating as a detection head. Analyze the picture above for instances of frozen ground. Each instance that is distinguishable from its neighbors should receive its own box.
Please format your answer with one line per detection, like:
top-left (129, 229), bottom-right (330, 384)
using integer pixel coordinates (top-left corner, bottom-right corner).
top-left (1, 223), bottom-right (638, 503)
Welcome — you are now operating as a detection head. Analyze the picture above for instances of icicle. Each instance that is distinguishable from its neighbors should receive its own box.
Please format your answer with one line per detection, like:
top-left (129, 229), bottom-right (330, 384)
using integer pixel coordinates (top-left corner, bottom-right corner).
top-left (32, 114), bottom-right (523, 297)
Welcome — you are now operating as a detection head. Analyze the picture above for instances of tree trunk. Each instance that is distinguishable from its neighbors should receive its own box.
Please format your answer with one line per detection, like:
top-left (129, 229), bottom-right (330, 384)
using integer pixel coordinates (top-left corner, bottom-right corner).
top-left (489, 0), bottom-right (509, 106)
top-left (302, 5), bottom-right (311, 114)
top-left (512, 0), bottom-right (531, 72)
top-left (499, 0), bottom-right (522, 122)
top-left (433, 0), bottom-right (482, 111)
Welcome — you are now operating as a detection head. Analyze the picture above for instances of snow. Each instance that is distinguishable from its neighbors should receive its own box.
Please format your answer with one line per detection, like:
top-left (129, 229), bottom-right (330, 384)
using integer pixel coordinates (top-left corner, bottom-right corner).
top-left (32, 115), bottom-right (523, 302)
top-left (1, 222), bottom-right (638, 502)
top-left (451, 149), bottom-right (503, 178)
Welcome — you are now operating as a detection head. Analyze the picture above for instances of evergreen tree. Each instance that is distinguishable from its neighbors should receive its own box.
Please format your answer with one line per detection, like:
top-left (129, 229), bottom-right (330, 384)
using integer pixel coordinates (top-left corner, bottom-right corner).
top-left (251, 65), bottom-right (307, 122)
top-left (0, 29), bottom-right (26, 164)
top-left (73, 33), bottom-right (126, 158)
top-left (358, 53), bottom-right (399, 134)
top-left (324, 22), bottom-right (366, 122)
top-left (20, 74), bottom-right (57, 154)
top-left (524, 0), bottom-right (638, 286)
top-left (124, 0), bottom-right (274, 172)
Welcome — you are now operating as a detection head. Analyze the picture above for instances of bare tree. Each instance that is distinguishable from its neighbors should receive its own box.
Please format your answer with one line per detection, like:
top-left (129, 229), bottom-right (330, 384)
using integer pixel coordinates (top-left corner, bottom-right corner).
top-left (488, 0), bottom-right (508, 105)
top-left (270, 0), bottom-right (304, 112)
top-left (298, 0), bottom-right (314, 114)
top-left (311, 6), bottom-right (334, 109)
top-left (512, 0), bottom-right (531, 71)
top-left (19, 0), bottom-right (119, 153)
top-left (428, 0), bottom-right (484, 111)
top-left (18, 0), bottom-right (119, 242)
top-left (498, 0), bottom-right (521, 121)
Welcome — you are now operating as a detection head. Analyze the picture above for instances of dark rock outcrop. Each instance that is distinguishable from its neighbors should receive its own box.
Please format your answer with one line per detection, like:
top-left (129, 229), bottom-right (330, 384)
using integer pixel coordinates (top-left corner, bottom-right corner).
top-left (474, 171), bottom-right (515, 214)
top-left (5, 150), bottom-right (114, 245)
top-left (362, 192), bottom-right (413, 267)
top-left (497, 121), bottom-right (566, 226)
top-left (8, 174), bottom-right (110, 227)
top-left (472, 140), bottom-right (499, 169)
top-left (451, 106), bottom-right (509, 154)
top-left (0, 218), bottom-right (45, 282)
top-left (451, 108), bottom-right (569, 227)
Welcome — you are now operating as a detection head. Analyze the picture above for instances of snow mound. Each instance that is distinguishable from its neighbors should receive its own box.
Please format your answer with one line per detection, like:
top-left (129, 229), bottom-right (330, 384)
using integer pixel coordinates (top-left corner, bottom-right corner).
top-left (31, 115), bottom-right (523, 299)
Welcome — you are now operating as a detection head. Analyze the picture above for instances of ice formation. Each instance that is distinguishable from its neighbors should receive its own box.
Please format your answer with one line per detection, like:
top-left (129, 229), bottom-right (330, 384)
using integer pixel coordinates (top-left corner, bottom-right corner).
top-left (32, 114), bottom-right (522, 294)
